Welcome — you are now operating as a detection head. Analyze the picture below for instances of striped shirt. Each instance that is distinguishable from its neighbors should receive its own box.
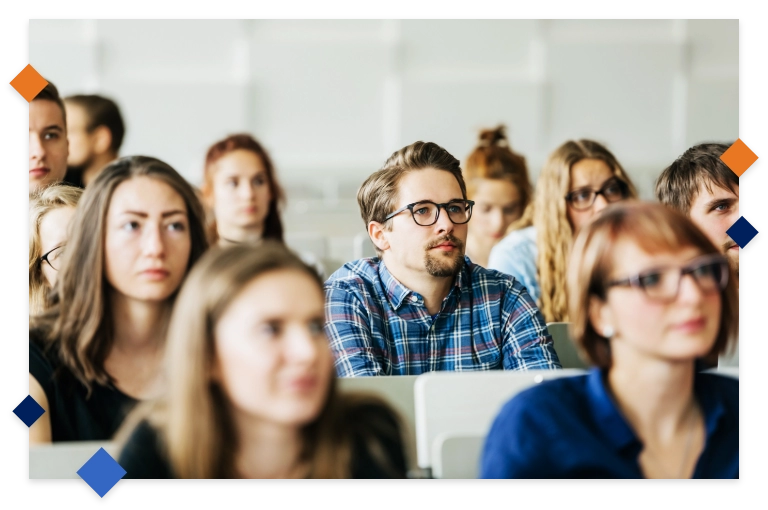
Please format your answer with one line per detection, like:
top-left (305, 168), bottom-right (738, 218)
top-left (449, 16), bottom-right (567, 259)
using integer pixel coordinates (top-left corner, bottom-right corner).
top-left (323, 256), bottom-right (561, 376)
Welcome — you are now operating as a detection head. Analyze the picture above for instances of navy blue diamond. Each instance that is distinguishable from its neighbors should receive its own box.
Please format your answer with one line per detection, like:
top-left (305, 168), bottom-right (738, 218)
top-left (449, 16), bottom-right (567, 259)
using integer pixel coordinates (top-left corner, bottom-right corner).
top-left (727, 216), bottom-right (759, 248)
top-left (13, 395), bottom-right (45, 427)
top-left (77, 448), bottom-right (126, 498)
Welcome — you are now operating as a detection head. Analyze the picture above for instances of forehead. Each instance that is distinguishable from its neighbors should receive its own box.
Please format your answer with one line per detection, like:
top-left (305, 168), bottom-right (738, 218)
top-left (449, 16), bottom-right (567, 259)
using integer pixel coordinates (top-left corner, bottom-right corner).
top-left (29, 100), bottom-right (65, 130)
top-left (214, 149), bottom-right (266, 176)
top-left (39, 206), bottom-right (76, 248)
top-left (109, 176), bottom-right (186, 213)
top-left (690, 180), bottom-right (739, 209)
top-left (396, 168), bottom-right (463, 205)
top-left (569, 158), bottom-right (614, 189)
top-left (472, 178), bottom-right (521, 204)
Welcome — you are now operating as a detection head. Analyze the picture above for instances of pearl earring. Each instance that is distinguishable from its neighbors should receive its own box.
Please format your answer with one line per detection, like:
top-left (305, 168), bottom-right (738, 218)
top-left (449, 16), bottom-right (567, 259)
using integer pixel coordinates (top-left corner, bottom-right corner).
top-left (603, 326), bottom-right (615, 339)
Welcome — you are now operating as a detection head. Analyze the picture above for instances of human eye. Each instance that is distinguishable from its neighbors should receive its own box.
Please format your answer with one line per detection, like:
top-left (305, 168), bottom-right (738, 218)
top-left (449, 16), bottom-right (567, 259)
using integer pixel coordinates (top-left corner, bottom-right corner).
top-left (43, 132), bottom-right (59, 140)
top-left (710, 201), bottom-right (732, 213)
top-left (121, 221), bottom-right (140, 232)
top-left (253, 175), bottom-right (267, 186)
top-left (167, 221), bottom-right (187, 232)
top-left (447, 204), bottom-right (464, 214)
top-left (413, 205), bottom-right (430, 215)
top-left (259, 321), bottom-right (281, 338)
top-left (308, 319), bottom-right (325, 336)
top-left (691, 263), bottom-right (717, 279)
top-left (225, 177), bottom-right (238, 188)
top-left (570, 189), bottom-right (593, 204)
top-left (638, 271), bottom-right (663, 288)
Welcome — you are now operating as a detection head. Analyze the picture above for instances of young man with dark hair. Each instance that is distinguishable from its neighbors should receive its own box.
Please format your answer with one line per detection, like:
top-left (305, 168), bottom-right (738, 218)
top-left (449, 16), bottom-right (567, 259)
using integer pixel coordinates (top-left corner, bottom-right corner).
top-left (656, 143), bottom-right (740, 278)
top-left (29, 81), bottom-right (68, 193)
top-left (324, 141), bottom-right (561, 376)
top-left (63, 94), bottom-right (126, 187)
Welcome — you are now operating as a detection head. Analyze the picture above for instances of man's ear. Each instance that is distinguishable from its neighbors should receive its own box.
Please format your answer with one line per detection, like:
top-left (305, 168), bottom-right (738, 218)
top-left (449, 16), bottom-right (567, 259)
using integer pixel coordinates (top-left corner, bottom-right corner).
top-left (368, 221), bottom-right (390, 253)
top-left (92, 125), bottom-right (113, 156)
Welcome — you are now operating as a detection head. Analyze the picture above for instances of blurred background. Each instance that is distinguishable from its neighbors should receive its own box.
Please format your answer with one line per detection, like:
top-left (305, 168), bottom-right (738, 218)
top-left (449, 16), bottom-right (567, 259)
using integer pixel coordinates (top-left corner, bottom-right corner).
top-left (29, 19), bottom-right (738, 271)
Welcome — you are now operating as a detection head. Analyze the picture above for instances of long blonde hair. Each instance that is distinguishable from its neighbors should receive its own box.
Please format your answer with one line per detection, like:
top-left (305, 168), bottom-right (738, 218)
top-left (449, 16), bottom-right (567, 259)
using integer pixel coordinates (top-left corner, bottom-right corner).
top-left (118, 242), bottom-right (404, 478)
top-left (534, 140), bottom-right (637, 323)
top-left (29, 184), bottom-right (83, 315)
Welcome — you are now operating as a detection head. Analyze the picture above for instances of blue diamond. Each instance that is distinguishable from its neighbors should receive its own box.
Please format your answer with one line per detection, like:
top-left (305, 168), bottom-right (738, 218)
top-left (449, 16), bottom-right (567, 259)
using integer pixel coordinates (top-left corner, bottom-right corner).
top-left (13, 395), bottom-right (45, 427)
top-left (77, 448), bottom-right (126, 498)
top-left (726, 216), bottom-right (759, 248)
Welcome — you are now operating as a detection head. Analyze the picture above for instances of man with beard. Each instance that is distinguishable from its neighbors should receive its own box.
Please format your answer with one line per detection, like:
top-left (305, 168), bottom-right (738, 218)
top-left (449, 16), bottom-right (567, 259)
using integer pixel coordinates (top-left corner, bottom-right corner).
top-left (324, 141), bottom-right (561, 376)
top-left (656, 143), bottom-right (740, 367)
top-left (63, 94), bottom-right (125, 188)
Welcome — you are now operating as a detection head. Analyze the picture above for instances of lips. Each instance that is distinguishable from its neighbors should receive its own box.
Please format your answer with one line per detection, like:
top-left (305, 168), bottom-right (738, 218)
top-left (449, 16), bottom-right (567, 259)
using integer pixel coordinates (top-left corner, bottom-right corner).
top-left (29, 167), bottom-right (50, 178)
top-left (673, 317), bottom-right (706, 334)
top-left (286, 375), bottom-right (319, 392)
top-left (140, 269), bottom-right (170, 280)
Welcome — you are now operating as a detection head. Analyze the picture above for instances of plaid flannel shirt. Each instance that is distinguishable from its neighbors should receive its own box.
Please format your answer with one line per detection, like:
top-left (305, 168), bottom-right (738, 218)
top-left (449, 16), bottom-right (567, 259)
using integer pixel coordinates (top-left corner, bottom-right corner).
top-left (323, 257), bottom-right (561, 376)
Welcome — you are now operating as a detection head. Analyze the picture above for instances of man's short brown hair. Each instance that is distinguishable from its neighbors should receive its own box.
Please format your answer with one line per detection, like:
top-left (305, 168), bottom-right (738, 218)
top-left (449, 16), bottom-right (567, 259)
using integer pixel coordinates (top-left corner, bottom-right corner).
top-left (33, 80), bottom-right (67, 126)
top-left (655, 142), bottom-right (739, 215)
top-left (357, 141), bottom-right (467, 228)
top-left (65, 94), bottom-right (125, 154)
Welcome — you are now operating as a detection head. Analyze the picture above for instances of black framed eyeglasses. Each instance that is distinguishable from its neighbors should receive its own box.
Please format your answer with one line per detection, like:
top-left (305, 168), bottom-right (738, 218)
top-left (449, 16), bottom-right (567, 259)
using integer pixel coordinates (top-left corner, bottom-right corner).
top-left (40, 245), bottom-right (65, 271)
top-left (605, 254), bottom-right (729, 303)
top-left (565, 178), bottom-right (629, 211)
top-left (384, 199), bottom-right (475, 226)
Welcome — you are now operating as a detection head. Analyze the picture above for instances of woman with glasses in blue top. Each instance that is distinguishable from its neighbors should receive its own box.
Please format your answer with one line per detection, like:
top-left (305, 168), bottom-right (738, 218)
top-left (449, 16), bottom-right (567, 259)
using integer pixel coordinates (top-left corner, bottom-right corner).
top-left (481, 201), bottom-right (738, 478)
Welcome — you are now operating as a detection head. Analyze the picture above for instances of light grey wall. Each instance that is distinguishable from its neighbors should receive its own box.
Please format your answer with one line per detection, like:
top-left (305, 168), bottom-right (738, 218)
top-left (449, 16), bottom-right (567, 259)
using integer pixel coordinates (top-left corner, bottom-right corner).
top-left (29, 19), bottom-right (738, 267)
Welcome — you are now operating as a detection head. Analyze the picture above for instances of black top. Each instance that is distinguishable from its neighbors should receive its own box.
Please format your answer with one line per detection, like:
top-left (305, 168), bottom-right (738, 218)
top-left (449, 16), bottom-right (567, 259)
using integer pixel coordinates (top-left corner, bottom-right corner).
top-left (29, 336), bottom-right (138, 442)
top-left (119, 400), bottom-right (408, 479)
top-left (62, 169), bottom-right (85, 189)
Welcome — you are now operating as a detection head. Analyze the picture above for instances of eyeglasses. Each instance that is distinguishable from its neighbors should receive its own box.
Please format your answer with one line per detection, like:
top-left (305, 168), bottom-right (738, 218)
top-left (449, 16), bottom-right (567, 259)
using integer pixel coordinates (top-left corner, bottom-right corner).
top-left (384, 199), bottom-right (475, 226)
top-left (40, 245), bottom-right (65, 271)
top-left (606, 254), bottom-right (729, 303)
top-left (565, 178), bottom-right (628, 211)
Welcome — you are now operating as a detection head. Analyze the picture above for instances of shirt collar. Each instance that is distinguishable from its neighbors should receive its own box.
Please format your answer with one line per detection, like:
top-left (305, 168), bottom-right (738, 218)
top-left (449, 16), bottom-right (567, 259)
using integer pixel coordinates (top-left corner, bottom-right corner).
top-left (586, 367), bottom-right (731, 453)
top-left (377, 257), bottom-right (470, 311)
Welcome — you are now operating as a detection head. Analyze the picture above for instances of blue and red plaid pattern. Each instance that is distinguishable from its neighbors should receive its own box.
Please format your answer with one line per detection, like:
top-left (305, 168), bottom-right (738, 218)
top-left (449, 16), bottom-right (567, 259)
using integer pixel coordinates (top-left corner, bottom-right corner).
top-left (324, 257), bottom-right (562, 376)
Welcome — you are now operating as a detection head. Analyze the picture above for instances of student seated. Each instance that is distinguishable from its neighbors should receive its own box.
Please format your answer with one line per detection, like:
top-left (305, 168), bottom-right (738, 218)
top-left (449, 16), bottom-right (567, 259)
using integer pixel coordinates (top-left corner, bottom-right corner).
top-left (29, 81), bottom-right (68, 194)
top-left (29, 183), bottom-right (83, 315)
top-left (462, 125), bottom-right (532, 268)
top-left (481, 202), bottom-right (738, 479)
top-left (201, 133), bottom-right (325, 276)
top-left (488, 139), bottom-right (637, 321)
top-left (117, 243), bottom-right (407, 478)
top-left (29, 156), bottom-right (208, 443)
top-left (324, 141), bottom-right (560, 376)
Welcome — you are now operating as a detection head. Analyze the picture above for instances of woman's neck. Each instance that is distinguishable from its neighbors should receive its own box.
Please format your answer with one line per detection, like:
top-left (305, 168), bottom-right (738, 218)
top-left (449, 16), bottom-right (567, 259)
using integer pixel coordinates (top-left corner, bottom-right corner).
top-left (607, 352), bottom-right (697, 441)
top-left (109, 292), bottom-right (168, 351)
top-left (232, 409), bottom-right (305, 479)
top-left (217, 223), bottom-right (264, 245)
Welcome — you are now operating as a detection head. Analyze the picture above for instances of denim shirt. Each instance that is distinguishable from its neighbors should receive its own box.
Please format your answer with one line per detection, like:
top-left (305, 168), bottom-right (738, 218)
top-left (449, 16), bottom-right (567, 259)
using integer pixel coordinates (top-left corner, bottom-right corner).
top-left (488, 225), bottom-right (540, 304)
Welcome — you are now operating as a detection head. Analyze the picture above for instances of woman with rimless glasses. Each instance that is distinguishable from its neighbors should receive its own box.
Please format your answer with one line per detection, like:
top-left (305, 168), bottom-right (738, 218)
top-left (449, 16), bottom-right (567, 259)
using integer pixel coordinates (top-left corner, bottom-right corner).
top-left (488, 139), bottom-right (637, 322)
top-left (482, 202), bottom-right (738, 478)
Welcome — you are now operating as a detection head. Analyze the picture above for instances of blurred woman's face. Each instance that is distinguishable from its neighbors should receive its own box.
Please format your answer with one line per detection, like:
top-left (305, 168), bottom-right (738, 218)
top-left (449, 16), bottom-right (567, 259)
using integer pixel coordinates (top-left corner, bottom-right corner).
top-left (470, 178), bottom-right (523, 241)
top-left (592, 240), bottom-right (722, 364)
top-left (104, 176), bottom-right (192, 303)
top-left (566, 158), bottom-right (623, 232)
top-left (210, 150), bottom-right (273, 235)
top-left (213, 268), bottom-right (333, 427)
top-left (39, 205), bottom-right (76, 287)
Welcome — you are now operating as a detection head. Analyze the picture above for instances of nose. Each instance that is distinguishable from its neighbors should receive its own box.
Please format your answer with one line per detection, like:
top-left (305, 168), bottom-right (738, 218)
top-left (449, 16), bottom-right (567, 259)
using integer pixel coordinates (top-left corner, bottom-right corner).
top-left (677, 273), bottom-right (706, 304)
top-left (592, 194), bottom-right (609, 215)
top-left (434, 205), bottom-right (455, 234)
top-left (238, 181), bottom-right (255, 201)
top-left (30, 133), bottom-right (44, 162)
top-left (142, 223), bottom-right (166, 258)
top-left (489, 209), bottom-right (505, 233)
top-left (286, 326), bottom-right (322, 364)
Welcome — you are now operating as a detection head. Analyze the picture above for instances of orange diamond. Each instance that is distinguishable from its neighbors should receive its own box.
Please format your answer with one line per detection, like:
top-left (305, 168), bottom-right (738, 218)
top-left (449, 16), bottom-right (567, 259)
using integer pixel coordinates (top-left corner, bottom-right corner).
top-left (720, 139), bottom-right (758, 177)
top-left (10, 64), bottom-right (48, 102)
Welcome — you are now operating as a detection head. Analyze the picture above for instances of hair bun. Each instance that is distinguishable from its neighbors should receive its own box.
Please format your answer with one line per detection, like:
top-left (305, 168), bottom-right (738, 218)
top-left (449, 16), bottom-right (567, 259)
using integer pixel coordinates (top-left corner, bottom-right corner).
top-left (478, 125), bottom-right (508, 148)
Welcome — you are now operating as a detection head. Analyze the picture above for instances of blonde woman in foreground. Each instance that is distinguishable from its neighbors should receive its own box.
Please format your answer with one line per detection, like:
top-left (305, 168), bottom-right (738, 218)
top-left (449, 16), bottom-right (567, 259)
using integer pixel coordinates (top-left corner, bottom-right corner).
top-left (117, 242), bottom-right (407, 478)
top-left (29, 183), bottom-right (83, 315)
top-left (481, 202), bottom-right (738, 478)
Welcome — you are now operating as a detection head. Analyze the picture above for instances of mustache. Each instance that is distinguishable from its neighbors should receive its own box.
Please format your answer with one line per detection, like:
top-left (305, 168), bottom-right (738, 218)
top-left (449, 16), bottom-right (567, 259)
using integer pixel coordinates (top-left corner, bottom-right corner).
top-left (426, 234), bottom-right (464, 251)
top-left (722, 239), bottom-right (738, 251)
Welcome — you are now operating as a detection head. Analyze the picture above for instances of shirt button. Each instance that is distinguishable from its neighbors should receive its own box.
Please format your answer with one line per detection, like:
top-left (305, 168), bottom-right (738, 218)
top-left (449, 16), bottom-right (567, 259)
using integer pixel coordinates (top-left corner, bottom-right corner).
top-left (411, 296), bottom-right (418, 302)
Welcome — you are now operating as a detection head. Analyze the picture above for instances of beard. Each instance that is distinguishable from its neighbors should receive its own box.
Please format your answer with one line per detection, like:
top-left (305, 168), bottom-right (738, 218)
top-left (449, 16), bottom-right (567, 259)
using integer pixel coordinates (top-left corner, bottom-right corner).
top-left (424, 234), bottom-right (465, 277)
top-left (722, 240), bottom-right (739, 281)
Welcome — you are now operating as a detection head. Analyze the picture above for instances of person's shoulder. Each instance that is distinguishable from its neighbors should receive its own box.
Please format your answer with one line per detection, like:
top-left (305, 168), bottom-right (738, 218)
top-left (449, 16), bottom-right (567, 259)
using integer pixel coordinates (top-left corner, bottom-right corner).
top-left (697, 372), bottom-right (739, 409)
top-left (494, 225), bottom-right (537, 252)
top-left (119, 419), bottom-right (173, 479)
top-left (325, 258), bottom-right (381, 290)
